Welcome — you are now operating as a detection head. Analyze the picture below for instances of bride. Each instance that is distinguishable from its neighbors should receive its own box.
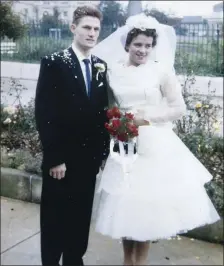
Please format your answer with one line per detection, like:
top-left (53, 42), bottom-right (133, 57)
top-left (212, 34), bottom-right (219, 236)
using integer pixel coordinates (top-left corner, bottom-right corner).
top-left (92, 14), bottom-right (220, 265)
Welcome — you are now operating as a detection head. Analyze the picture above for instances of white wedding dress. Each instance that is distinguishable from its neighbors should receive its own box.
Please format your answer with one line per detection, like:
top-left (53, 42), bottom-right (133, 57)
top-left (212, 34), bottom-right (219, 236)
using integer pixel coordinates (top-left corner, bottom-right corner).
top-left (95, 60), bottom-right (220, 241)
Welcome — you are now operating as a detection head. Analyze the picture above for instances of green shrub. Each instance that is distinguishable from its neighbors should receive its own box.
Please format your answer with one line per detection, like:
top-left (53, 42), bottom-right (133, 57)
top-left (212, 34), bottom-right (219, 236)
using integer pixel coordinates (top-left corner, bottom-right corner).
top-left (1, 78), bottom-right (41, 174)
top-left (0, 2), bottom-right (27, 40)
top-left (175, 41), bottom-right (223, 77)
top-left (1, 146), bottom-right (42, 175)
top-left (174, 73), bottom-right (223, 216)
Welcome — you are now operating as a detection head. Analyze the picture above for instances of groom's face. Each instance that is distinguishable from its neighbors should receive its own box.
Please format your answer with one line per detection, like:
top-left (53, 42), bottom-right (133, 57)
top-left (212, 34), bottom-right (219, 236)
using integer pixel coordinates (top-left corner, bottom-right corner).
top-left (71, 16), bottom-right (101, 50)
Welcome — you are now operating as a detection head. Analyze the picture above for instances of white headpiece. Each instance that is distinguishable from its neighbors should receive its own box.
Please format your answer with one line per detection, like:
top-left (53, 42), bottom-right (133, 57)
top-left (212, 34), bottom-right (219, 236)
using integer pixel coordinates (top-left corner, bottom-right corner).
top-left (126, 13), bottom-right (160, 32)
top-left (92, 13), bottom-right (177, 70)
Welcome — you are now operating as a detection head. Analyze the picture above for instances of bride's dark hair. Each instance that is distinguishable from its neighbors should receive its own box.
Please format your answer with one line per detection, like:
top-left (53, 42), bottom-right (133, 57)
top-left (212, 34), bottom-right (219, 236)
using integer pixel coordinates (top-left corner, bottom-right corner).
top-left (125, 28), bottom-right (158, 52)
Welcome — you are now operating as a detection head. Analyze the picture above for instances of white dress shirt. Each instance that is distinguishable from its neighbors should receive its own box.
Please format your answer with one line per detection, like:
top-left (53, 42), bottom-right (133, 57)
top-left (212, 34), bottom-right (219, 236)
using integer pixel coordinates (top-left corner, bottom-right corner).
top-left (72, 43), bottom-right (92, 93)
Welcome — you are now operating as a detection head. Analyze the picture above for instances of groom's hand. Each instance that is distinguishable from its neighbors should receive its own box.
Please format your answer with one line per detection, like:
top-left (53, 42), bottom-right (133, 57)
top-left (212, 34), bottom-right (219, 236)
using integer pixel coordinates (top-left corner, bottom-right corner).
top-left (49, 163), bottom-right (66, 180)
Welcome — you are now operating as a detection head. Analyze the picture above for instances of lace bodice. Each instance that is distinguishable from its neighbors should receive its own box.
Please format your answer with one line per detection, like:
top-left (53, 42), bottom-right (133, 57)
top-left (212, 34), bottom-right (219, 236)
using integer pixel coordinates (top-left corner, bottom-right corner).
top-left (108, 60), bottom-right (186, 124)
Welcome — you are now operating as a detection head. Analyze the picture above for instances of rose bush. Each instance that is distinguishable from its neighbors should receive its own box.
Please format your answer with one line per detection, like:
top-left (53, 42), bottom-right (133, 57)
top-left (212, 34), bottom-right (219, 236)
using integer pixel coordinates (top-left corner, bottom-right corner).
top-left (173, 73), bottom-right (223, 216)
top-left (1, 78), bottom-right (41, 174)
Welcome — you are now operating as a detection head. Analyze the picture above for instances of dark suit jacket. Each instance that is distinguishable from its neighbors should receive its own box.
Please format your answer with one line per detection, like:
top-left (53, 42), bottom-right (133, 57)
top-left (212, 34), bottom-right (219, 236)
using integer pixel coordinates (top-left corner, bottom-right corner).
top-left (35, 46), bottom-right (110, 175)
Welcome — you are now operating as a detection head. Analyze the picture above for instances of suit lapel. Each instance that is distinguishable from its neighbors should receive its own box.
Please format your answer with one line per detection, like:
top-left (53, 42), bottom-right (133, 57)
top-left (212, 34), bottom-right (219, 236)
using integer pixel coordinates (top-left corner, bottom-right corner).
top-left (90, 56), bottom-right (98, 100)
top-left (66, 47), bottom-right (102, 102)
top-left (67, 46), bottom-right (88, 99)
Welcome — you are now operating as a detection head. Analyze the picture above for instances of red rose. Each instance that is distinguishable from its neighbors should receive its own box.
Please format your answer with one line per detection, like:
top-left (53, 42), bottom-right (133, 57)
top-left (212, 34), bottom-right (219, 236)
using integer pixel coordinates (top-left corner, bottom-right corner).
top-left (117, 133), bottom-right (128, 142)
top-left (126, 123), bottom-right (138, 136)
top-left (112, 119), bottom-right (121, 129)
top-left (107, 107), bottom-right (121, 119)
top-left (125, 112), bottom-right (134, 120)
top-left (111, 107), bottom-right (121, 118)
top-left (107, 109), bottom-right (114, 119)
top-left (105, 122), bottom-right (111, 129)
top-left (105, 122), bottom-right (116, 135)
top-left (131, 126), bottom-right (138, 136)
top-left (126, 122), bottom-right (134, 131)
top-left (132, 129), bottom-right (139, 137)
top-left (108, 128), bottom-right (117, 136)
top-left (132, 125), bottom-right (138, 132)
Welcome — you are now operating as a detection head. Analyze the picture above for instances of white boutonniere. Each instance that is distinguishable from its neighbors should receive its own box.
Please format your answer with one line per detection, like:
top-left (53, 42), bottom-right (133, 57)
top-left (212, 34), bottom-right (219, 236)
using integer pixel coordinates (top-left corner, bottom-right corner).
top-left (94, 63), bottom-right (106, 80)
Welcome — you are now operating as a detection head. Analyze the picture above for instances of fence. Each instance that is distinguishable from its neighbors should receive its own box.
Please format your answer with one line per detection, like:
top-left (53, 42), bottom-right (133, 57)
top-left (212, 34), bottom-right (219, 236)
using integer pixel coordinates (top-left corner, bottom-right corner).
top-left (174, 22), bottom-right (223, 76)
top-left (1, 22), bottom-right (223, 76)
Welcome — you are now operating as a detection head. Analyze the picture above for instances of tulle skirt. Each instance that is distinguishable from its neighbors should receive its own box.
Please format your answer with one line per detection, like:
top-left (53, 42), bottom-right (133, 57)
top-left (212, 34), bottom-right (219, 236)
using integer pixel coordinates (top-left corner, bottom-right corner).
top-left (95, 125), bottom-right (220, 241)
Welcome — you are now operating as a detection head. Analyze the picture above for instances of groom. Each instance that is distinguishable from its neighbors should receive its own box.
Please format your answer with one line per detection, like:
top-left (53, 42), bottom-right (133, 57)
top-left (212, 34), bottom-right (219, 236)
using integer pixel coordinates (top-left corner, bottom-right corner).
top-left (35, 5), bottom-right (109, 266)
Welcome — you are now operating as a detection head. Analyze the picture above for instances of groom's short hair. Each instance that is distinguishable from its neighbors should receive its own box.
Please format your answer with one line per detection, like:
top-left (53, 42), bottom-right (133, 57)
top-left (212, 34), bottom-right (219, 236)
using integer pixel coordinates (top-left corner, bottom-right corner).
top-left (72, 5), bottom-right (103, 24)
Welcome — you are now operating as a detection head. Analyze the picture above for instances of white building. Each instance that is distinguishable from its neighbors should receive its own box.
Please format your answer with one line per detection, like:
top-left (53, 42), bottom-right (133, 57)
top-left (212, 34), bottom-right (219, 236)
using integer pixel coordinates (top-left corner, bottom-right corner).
top-left (213, 2), bottom-right (223, 13)
top-left (206, 2), bottom-right (223, 24)
top-left (203, 2), bottom-right (223, 37)
top-left (12, 1), bottom-right (100, 23)
top-left (181, 16), bottom-right (207, 37)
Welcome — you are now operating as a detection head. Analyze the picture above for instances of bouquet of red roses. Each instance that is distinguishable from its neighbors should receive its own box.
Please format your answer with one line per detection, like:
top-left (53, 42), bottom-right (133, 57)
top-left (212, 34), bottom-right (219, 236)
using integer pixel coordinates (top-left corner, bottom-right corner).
top-left (105, 107), bottom-right (139, 142)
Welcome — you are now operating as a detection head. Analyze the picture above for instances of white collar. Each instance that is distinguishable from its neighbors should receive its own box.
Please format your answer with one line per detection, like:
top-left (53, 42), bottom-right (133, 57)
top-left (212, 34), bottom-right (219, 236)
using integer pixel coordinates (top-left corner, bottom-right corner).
top-left (71, 43), bottom-right (92, 64)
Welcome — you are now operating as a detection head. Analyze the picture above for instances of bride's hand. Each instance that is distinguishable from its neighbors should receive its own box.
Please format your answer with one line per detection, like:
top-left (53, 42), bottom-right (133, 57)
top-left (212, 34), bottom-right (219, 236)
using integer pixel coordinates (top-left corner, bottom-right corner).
top-left (134, 119), bottom-right (150, 127)
top-left (134, 110), bottom-right (150, 126)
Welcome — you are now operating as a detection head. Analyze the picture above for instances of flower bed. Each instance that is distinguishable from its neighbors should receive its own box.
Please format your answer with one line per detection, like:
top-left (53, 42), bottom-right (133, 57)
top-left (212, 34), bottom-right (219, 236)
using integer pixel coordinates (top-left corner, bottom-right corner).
top-left (173, 74), bottom-right (223, 217)
top-left (1, 78), bottom-right (41, 175)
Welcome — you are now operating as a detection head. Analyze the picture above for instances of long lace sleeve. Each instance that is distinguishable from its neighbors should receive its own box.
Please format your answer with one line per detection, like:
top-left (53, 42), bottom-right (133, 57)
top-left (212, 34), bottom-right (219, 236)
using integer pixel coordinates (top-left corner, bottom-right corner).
top-left (143, 69), bottom-right (186, 123)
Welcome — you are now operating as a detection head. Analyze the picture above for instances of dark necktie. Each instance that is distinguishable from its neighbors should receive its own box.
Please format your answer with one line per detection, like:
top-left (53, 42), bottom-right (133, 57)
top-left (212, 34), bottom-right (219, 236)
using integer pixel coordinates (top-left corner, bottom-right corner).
top-left (83, 59), bottom-right (91, 98)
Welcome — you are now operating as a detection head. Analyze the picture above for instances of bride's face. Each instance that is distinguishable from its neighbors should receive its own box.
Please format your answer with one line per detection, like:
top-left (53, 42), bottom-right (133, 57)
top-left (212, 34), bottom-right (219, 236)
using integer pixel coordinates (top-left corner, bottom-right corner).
top-left (127, 34), bottom-right (153, 66)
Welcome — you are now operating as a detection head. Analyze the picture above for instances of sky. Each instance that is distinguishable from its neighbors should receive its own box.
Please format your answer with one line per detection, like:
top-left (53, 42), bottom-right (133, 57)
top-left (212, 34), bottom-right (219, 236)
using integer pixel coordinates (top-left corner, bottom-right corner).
top-left (119, 1), bottom-right (222, 17)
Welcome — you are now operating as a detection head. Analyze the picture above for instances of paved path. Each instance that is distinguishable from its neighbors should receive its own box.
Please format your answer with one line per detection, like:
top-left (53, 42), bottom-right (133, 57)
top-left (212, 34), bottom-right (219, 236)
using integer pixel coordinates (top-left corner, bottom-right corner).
top-left (1, 197), bottom-right (223, 265)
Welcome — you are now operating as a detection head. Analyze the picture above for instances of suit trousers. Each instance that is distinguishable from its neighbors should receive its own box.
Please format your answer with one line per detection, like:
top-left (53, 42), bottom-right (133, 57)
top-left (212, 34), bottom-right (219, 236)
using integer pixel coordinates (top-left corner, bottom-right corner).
top-left (40, 168), bottom-right (96, 265)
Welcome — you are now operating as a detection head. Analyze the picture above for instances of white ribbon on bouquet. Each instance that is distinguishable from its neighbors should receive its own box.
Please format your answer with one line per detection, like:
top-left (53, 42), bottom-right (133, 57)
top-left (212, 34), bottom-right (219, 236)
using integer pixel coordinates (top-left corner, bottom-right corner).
top-left (110, 138), bottom-right (138, 182)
